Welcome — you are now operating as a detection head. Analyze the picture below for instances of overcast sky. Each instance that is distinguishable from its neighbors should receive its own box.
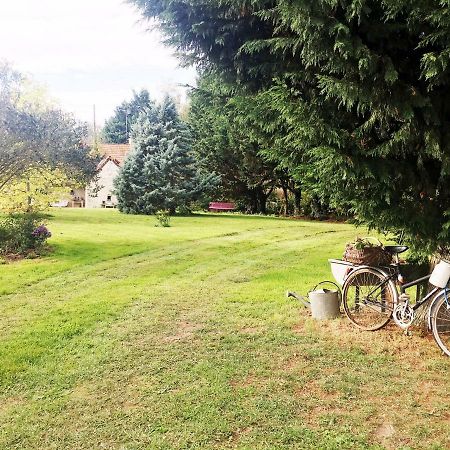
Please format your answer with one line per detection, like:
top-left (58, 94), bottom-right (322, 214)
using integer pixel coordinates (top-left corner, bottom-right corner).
top-left (0, 0), bottom-right (197, 124)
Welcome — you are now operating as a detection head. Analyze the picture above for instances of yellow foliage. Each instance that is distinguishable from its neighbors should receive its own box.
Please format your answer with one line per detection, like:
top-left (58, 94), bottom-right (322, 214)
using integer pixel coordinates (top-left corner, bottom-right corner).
top-left (0, 168), bottom-right (71, 213)
top-left (13, 72), bottom-right (57, 112)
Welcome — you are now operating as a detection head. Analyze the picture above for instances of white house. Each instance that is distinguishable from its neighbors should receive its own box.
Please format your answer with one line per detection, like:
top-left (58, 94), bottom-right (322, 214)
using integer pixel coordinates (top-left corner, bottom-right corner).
top-left (63, 143), bottom-right (131, 208)
top-left (85, 156), bottom-right (121, 208)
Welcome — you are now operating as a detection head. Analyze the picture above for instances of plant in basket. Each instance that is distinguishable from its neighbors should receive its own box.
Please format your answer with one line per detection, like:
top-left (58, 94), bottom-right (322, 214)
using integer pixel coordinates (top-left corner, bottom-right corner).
top-left (343, 237), bottom-right (392, 266)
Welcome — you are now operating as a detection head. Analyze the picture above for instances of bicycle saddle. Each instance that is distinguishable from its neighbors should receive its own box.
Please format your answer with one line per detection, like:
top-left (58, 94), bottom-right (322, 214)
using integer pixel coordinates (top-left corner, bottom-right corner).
top-left (384, 245), bottom-right (408, 254)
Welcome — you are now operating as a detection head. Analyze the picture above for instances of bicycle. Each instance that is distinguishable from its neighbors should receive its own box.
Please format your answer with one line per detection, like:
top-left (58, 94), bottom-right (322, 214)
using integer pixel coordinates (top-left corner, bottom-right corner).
top-left (341, 245), bottom-right (450, 356)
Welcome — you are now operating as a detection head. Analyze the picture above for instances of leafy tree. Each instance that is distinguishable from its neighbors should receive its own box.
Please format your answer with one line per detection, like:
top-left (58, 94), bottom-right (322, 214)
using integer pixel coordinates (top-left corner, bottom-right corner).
top-left (115, 96), bottom-right (218, 214)
top-left (130, 0), bottom-right (450, 255)
top-left (0, 63), bottom-right (98, 209)
top-left (102, 89), bottom-right (154, 143)
top-left (0, 168), bottom-right (70, 213)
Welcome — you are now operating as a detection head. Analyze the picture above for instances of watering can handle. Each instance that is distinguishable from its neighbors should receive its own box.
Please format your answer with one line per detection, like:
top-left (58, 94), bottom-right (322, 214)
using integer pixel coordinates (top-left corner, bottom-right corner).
top-left (312, 280), bottom-right (341, 292)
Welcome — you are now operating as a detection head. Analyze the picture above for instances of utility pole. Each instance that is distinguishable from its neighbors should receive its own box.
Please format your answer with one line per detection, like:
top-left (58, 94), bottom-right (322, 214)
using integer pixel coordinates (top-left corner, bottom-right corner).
top-left (125, 108), bottom-right (131, 141)
top-left (93, 104), bottom-right (98, 151)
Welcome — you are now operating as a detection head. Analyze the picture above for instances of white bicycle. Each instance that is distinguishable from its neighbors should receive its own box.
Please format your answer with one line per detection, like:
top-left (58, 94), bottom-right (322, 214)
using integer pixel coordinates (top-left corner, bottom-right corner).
top-left (337, 246), bottom-right (450, 356)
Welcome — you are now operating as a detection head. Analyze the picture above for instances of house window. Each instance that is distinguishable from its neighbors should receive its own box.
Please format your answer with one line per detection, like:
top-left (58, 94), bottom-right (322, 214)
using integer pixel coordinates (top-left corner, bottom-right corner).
top-left (107, 195), bottom-right (112, 201)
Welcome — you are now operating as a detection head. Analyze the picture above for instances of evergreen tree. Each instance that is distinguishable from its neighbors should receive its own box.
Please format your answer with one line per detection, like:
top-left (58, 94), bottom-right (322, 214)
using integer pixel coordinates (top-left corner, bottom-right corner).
top-left (130, 0), bottom-right (450, 255)
top-left (189, 75), bottom-right (282, 214)
top-left (102, 89), bottom-right (154, 144)
top-left (115, 96), bottom-right (217, 214)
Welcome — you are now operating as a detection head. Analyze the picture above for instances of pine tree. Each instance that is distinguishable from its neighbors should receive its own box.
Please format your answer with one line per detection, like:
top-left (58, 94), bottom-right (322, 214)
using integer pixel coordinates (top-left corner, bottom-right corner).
top-left (189, 75), bottom-right (283, 214)
top-left (102, 90), bottom-right (154, 144)
top-left (115, 96), bottom-right (217, 214)
top-left (130, 0), bottom-right (450, 255)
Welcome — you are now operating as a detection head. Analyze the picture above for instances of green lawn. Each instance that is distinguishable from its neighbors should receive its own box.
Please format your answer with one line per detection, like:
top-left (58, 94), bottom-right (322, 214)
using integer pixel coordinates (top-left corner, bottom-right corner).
top-left (1, 210), bottom-right (449, 449)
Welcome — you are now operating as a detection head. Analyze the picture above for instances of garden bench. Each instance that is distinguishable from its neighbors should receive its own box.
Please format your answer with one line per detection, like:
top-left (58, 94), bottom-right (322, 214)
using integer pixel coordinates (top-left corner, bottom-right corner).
top-left (208, 202), bottom-right (236, 212)
top-left (102, 200), bottom-right (116, 208)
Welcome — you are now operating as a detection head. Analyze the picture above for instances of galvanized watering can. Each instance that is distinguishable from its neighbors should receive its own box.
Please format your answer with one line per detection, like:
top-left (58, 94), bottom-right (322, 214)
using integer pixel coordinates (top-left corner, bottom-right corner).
top-left (287, 281), bottom-right (341, 320)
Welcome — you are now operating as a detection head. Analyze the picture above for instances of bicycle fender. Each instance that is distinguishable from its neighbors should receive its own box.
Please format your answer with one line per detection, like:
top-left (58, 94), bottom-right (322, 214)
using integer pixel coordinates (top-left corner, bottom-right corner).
top-left (427, 289), bottom-right (449, 331)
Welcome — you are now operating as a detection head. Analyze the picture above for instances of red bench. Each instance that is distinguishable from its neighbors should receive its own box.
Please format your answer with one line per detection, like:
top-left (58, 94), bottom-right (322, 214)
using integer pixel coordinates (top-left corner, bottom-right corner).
top-left (209, 202), bottom-right (236, 212)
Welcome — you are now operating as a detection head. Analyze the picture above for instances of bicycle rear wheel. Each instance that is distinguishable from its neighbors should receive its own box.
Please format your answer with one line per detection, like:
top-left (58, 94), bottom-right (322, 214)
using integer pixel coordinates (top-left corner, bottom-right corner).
top-left (430, 293), bottom-right (450, 357)
top-left (342, 267), bottom-right (397, 331)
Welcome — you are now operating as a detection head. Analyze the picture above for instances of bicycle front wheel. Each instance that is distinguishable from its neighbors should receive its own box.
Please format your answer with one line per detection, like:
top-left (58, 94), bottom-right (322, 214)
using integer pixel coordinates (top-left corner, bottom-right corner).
top-left (342, 267), bottom-right (397, 331)
top-left (430, 293), bottom-right (450, 357)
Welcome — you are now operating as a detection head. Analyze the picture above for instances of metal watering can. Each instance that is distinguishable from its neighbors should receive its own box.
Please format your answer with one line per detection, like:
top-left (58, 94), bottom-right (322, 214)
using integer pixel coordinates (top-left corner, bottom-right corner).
top-left (287, 281), bottom-right (341, 320)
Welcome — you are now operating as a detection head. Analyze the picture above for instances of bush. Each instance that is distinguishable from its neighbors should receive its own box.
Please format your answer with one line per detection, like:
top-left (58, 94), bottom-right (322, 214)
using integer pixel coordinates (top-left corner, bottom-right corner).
top-left (0, 213), bottom-right (52, 255)
top-left (155, 210), bottom-right (171, 228)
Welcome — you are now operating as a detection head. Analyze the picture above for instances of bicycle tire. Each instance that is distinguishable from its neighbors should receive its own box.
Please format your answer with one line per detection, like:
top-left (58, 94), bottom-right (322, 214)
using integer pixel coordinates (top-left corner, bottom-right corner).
top-left (342, 267), bottom-right (397, 331)
top-left (430, 293), bottom-right (450, 357)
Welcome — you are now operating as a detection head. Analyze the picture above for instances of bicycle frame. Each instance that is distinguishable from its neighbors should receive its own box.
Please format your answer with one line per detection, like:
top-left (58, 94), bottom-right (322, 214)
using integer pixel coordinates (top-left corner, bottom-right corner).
top-left (399, 274), bottom-right (440, 312)
top-left (352, 268), bottom-right (437, 315)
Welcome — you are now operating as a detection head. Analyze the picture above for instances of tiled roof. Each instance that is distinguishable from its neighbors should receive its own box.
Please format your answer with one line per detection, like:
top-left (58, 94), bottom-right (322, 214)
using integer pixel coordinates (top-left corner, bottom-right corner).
top-left (98, 143), bottom-right (131, 166)
top-left (96, 156), bottom-right (121, 171)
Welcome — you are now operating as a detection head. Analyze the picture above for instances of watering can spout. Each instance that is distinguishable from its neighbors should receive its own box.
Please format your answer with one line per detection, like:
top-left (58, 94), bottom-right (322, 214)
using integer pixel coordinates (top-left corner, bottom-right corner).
top-left (286, 291), bottom-right (302, 301)
top-left (286, 290), bottom-right (310, 308)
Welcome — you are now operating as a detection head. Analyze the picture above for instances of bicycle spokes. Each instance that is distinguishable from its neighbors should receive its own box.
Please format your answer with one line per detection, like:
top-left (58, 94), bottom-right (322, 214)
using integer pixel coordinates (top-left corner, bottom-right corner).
top-left (343, 269), bottom-right (396, 331)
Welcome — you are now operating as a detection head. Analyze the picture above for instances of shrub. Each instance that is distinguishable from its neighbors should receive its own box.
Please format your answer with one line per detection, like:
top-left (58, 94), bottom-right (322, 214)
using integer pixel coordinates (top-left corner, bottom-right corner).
top-left (0, 213), bottom-right (52, 255)
top-left (155, 210), bottom-right (171, 228)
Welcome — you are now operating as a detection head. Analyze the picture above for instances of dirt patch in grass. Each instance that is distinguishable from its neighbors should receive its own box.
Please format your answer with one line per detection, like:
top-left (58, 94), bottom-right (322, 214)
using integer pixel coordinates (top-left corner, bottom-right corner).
top-left (281, 354), bottom-right (303, 371)
top-left (228, 426), bottom-right (253, 445)
top-left (229, 275), bottom-right (251, 283)
top-left (0, 246), bottom-right (54, 263)
top-left (122, 400), bottom-right (142, 413)
top-left (239, 326), bottom-right (261, 335)
top-left (301, 315), bottom-right (443, 367)
top-left (415, 379), bottom-right (450, 415)
top-left (163, 320), bottom-right (202, 343)
top-left (70, 383), bottom-right (95, 402)
top-left (374, 422), bottom-right (396, 439)
top-left (373, 422), bottom-right (396, 449)
top-left (0, 397), bottom-right (25, 417)
top-left (230, 373), bottom-right (262, 389)
top-left (295, 379), bottom-right (340, 401)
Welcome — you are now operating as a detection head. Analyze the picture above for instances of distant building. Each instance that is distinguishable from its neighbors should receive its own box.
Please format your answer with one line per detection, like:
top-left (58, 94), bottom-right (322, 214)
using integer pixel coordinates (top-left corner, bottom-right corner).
top-left (64, 143), bottom-right (131, 208)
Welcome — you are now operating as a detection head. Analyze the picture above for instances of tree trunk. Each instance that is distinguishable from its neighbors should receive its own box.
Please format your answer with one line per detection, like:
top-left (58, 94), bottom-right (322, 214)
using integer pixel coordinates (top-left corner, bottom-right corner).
top-left (27, 180), bottom-right (32, 213)
top-left (257, 186), bottom-right (268, 215)
top-left (293, 188), bottom-right (301, 216)
top-left (281, 185), bottom-right (289, 216)
top-left (248, 189), bottom-right (258, 214)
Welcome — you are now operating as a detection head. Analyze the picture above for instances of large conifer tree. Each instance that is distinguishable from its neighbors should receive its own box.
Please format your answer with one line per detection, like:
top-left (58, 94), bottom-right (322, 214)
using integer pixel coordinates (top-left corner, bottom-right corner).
top-left (189, 75), bottom-right (292, 214)
top-left (130, 0), bottom-right (450, 254)
top-left (103, 90), bottom-right (154, 144)
top-left (115, 96), bottom-right (217, 214)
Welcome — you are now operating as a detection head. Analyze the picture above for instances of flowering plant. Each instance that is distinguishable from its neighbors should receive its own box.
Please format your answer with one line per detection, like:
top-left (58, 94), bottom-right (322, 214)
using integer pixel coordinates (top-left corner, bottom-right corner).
top-left (31, 225), bottom-right (52, 242)
top-left (0, 214), bottom-right (52, 256)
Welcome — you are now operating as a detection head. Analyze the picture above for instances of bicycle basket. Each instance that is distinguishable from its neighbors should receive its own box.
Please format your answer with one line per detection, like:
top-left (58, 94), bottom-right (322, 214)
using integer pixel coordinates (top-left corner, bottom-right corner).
top-left (343, 237), bottom-right (392, 266)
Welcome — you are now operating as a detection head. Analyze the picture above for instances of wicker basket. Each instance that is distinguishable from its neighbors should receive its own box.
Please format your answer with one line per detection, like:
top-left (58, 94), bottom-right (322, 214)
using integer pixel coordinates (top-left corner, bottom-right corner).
top-left (343, 238), bottom-right (392, 266)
